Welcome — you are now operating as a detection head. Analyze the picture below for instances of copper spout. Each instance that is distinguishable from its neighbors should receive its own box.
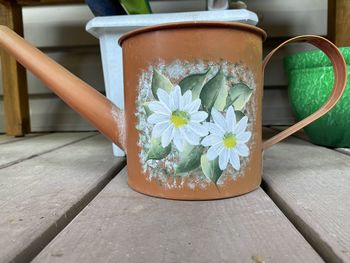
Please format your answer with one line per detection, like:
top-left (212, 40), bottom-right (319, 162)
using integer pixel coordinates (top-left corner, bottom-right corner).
top-left (0, 26), bottom-right (124, 150)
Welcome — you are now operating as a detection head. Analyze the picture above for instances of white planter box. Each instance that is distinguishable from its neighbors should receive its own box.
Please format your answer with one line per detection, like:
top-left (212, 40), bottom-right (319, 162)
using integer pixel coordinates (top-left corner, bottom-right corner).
top-left (86, 10), bottom-right (258, 156)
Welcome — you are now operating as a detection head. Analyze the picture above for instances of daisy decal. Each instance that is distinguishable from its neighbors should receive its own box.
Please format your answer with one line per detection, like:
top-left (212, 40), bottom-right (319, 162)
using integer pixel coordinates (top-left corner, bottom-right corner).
top-left (147, 85), bottom-right (208, 152)
top-left (138, 64), bottom-right (255, 186)
top-left (201, 106), bottom-right (251, 171)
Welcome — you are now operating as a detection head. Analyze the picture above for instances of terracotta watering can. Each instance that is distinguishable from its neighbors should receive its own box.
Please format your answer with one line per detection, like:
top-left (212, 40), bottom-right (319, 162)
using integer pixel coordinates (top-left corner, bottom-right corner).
top-left (0, 22), bottom-right (346, 200)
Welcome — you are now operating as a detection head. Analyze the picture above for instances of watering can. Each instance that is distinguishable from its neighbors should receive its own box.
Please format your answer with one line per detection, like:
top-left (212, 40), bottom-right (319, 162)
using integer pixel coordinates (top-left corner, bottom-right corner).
top-left (0, 22), bottom-right (346, 200)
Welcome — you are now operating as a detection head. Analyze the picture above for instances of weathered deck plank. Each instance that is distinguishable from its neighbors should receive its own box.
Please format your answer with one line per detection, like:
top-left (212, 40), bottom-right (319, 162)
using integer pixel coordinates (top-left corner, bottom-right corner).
top-left (263, 135), bottom-right (350, 262)
top-left (0, 133), bottom-right (43, 144)
top-left (0, 134), bottom-right (125, 263)
top-left (0, 132), bottom-right (96, 168)
top-left (33, 168), bottom-right (323, 263)
top-left (270, 126), bottom-right (350, 156)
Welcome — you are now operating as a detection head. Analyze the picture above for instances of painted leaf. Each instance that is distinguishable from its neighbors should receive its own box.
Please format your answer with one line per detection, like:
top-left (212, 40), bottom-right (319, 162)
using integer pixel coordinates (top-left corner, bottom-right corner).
top-left (200, 155), bottom-right (222, 184)
top-left (228, 83), bottom-right (253, 111)
top-left (147, 137), bottom-right (171, 160)
top-left (151, 69), bottom-right (173, 99)
top-left (176, 144), bottom-right (204, 174)
top-left (235, 110), bottom-right (245, 121)
top-left (179, 69), bottom-right (209, 100)
top-left (213, 84), bottom-right (228, 111)
top-left (143, 102), bottom-right (152, 117)
top-left (200, 68), bottom-right (227, 114)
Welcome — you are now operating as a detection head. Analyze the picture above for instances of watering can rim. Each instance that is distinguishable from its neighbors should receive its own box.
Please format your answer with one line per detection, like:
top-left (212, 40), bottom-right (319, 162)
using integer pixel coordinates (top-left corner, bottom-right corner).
top-left (118, 21), bottom-right (267, 46)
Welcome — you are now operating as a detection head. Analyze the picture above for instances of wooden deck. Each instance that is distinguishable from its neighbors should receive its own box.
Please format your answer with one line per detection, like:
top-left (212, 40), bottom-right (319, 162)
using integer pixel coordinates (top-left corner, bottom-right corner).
top-left (0, 130), bottom-right (349, 262)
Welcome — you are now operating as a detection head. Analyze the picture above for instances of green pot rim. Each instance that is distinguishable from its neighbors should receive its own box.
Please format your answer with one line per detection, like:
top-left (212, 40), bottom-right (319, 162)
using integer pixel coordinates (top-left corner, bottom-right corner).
top-left (284, 46), bottom-right (350, 71)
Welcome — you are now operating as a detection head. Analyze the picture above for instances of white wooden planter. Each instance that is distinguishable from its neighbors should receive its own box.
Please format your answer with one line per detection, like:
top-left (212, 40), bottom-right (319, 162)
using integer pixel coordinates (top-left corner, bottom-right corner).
top-left (86, 10), bottom-right (258, 156)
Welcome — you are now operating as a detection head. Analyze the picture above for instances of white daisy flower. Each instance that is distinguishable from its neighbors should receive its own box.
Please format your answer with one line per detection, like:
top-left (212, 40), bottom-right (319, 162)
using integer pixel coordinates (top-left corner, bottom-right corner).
top-left (201, 106), bottom-right (251, 171)
top-left (147, 85), bottom-right (208, 152)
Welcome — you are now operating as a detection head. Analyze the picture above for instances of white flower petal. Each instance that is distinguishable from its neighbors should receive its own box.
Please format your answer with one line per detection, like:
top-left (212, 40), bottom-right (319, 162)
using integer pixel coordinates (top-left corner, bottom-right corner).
top-left (180, 127), bottom-right (200, 145)
top-left (201, 134), bottom-right (222, 147)
top-left (148, 101), bottom-right (171, 115)
top-left (152, 122), bottom-right (170, 138)
top-left (207, 143), bottom-right (224, 161)
top-left (205, 122), bottom-right (225, 136)
top-left (188, 123), bottom-right (208, 137)
top-left (230, 150), bottom-right (241, 171)
top-left (219, 149), bottom-right (230, 170)
top-left (191, 111), bottom-right (208, 123)
top-left (147, 113), bottom-right (169, 124)
top-left (236, 131), bottom-right (251, 143)
top-left (161, 125), bottom-right (174, 147)
top-left (171, 85), bottom-right (181, 110)
top-left (157, 88), bottom-right (171, 107)
top-left (226, 106), bottom-right (236, 132)
top-left (181, 90), bottom-right (192, 109)
top-left (173, 131), bottom-right (184, 152)
top-left (211, 108), bottom-right (228, 132)
top-left (235, 116), bottom-right (248, 134)
top-left (184, 99), bottom-right (201, 113)
top-left (236, 143), bottom-right (249, 157)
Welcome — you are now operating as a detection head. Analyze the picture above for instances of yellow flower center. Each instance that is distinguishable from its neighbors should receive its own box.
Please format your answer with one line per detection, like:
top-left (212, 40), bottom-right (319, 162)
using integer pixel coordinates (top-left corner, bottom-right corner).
top-left (223, 133), bottom-right (237, 149)
top-left (170, 110), bottom-right (189, 128)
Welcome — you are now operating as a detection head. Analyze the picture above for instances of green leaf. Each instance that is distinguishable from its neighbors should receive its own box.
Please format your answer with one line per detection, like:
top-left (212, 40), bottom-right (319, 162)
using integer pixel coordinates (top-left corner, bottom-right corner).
top-left (119, 0), bottom-right (152, 15)
top-left (147, 138), bottom-right (171, 160)
top-left (143, 102), bottom-right (152, 117)
top-left (200, 68), bottom-right (227, 114)
top-left (235, 110), bottom-right (245, 121)
top-left (176, 144), bottom-right (204, 174)
top-left (213, 84), bottom-right (228, 111)
top-left (228, 83), bottom-right (253, 111)
top-left (179, 69), bottom-right (209, 100)
top-left (151, 69), bottom-right (173, 99)
top-left (200, 155), bottom-right (223, 184)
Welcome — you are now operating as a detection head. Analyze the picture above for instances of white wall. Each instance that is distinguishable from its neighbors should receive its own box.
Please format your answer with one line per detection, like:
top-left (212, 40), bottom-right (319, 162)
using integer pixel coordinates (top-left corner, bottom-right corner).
top-left (0, 0), bottom-right (328, 132)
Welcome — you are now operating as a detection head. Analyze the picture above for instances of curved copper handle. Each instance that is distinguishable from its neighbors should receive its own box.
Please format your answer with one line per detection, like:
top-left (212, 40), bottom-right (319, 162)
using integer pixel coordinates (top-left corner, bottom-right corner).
top-left (263, 35), bottom-right (347, 150)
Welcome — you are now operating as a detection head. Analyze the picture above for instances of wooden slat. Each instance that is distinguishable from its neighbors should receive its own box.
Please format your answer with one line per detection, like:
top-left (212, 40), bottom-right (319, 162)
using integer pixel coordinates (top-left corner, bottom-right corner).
top-left (249, 0), bottom-right (327, 38)
top-left (327, 0), bottom-right (350, 47)
top-left (270, 125), bottom-right (350, 157)
top-left (263, 133), bottom-right (350, 262)
top-left (0, 132), bottom-right (96, 168)
top-left (0, 1), bottom-right (30, 136)
top-left (33, 169), bottom-right (323, 263)
top-left (0, 134), bottom-right (125, 263)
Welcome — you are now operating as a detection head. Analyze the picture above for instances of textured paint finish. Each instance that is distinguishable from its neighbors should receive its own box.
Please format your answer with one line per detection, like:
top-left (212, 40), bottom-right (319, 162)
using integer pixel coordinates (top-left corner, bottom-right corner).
top-left (285, 47), bottom-right (350, 147)
top-left (121, 23), bottom-right (265, 199)
top-left (136, 61), bottom-right (256, 189)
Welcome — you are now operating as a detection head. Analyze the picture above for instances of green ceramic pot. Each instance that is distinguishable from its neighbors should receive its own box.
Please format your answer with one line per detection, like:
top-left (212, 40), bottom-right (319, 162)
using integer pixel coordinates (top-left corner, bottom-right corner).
top-left (284, 47), bottom-right (350, 147)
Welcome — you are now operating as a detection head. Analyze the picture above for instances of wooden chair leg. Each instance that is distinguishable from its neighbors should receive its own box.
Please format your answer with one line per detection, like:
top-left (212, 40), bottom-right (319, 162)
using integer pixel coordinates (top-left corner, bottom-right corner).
top-left (0, 1), bottom-right (30, 136)
top-left (328, 0), bottom-right (350, 47)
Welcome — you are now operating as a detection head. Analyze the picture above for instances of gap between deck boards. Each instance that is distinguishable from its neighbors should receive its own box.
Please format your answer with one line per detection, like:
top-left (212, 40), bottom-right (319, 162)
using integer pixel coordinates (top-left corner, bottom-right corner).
top-left (0, 133), bottom-right (47, 145)
top-left (0, 132), bottom-right (98, 169)
top-left (269, 126), bottom-right (350, 157)
top-left (13, 160), bottom-right (126, 263)
top-left (4, 129), bottom-right (347, 262)
top-left (0, 133), bottom-right (127, 263)
top-left (31, 129), bottom-right (327, 263)
top-left (262, 127), bottom-right (350, 262)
